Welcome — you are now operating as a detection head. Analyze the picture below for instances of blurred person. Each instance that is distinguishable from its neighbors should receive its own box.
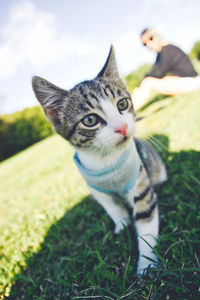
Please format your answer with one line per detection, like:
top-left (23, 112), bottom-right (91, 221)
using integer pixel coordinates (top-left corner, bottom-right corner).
top-left (132, 28), bottom-right (200, 111)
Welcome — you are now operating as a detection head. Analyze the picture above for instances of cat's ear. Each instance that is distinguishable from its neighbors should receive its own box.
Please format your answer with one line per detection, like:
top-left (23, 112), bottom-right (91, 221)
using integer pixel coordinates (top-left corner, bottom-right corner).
top-left (32, 76), bottom-right (68, 125)
top-left (97, 45), bottom-right (119, 78)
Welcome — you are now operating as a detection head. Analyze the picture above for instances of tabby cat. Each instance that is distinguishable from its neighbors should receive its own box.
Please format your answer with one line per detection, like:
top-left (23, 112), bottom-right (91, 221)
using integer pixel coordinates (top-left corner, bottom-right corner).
top-left (32, 46), bottom-right (167, 276)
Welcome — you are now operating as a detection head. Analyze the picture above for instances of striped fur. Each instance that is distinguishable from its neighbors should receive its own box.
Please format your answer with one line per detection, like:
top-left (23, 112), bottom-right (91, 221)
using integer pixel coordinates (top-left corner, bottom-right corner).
top-left (32, 45), bottom-right (167, 277)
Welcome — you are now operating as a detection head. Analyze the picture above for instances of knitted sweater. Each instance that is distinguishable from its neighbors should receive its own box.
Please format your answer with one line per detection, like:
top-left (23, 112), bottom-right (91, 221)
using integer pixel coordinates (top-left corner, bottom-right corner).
top-left (74, 142), bottom-right (141, 196)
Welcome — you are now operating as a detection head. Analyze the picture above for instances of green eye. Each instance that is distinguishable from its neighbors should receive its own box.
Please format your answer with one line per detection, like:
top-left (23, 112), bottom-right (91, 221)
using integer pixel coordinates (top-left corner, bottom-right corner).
top-left (117, 98), bottom-right (129, 112)
top-left (81, 114), bottom-right (99, 127)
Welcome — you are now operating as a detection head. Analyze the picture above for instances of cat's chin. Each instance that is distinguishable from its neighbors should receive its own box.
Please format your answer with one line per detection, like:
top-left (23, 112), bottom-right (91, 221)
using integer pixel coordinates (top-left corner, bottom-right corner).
top-left (116, 136), bottom-right (129, 146)
top-left (102, 136), bottom-right (132, 153)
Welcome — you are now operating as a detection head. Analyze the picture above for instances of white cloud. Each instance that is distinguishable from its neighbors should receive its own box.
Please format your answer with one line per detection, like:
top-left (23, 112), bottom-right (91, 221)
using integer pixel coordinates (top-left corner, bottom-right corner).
top-left (0, 0), bottom-right (93, 80)
top-left (173, 28), bottom-right (200, 53)
top-left (115, 31), bottom-right (140, 73)
top-left (115, 30), bottom-right (154, 74)
top-left (115, 31), bottom-right (139, 56)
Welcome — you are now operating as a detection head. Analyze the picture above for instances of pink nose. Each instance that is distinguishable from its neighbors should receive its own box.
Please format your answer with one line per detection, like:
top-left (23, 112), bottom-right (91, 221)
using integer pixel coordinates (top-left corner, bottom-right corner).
top-left (114, 124), bottom-right (128, 136)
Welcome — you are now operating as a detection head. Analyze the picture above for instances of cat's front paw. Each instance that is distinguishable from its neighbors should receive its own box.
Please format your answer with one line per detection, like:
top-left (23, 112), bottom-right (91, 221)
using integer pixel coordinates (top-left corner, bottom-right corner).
top-left (114, 218), bottom-right (130, 234)
top-left (137, 255), bottom-right (158, 278)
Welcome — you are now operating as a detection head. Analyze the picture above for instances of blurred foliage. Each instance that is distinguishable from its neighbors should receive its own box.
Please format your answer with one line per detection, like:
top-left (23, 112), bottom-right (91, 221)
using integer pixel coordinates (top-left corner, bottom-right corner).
top-left (190, 40), bottom-right (200, 60)
top-left (0, 106), bottom-right (53, 162)
top-left (124, 63), bottom-right (151, 93)
top-left (191, 59), bottom-right (200, 75)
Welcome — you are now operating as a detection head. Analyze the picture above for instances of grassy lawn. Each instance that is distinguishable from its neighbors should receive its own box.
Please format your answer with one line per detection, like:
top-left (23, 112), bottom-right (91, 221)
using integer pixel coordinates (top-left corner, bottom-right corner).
top-left (0, 90), bottom-right (200, 299)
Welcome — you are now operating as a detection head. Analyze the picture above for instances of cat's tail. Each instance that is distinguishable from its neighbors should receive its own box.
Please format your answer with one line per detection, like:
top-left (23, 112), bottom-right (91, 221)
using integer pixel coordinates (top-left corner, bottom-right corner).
top-left (134, 138), bottom-right (167, 186)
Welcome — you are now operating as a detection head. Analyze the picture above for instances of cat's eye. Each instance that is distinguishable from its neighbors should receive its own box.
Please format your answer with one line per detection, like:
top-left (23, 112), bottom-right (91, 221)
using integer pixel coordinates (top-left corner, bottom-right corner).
top-left (81, 114), bottom-right (99, 127)
top-left (117, 98), bottom-right (129, 112)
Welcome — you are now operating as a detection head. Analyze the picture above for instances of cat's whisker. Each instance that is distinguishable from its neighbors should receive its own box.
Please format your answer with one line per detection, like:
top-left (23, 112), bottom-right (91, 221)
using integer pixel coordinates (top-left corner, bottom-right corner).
top-left (146, 136), bottom-right (169, 163)
top-left (148, 136), bottom-right (170, 155)
top-left (149, 135), bottom-right (179, 164)
top-left (143, 140), bottom-right (161, 164)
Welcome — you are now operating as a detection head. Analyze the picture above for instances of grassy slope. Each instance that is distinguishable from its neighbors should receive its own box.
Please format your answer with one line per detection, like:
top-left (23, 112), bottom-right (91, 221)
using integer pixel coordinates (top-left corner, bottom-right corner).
top-left (0, 136), bottom-right (88, 298)
top-left (0, 91), bottom-right (200, 299)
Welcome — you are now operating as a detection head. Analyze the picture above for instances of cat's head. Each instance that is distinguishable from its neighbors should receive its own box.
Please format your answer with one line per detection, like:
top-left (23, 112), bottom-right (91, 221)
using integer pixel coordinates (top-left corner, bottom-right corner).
top-left (32, 46), bottom-right (136, 155)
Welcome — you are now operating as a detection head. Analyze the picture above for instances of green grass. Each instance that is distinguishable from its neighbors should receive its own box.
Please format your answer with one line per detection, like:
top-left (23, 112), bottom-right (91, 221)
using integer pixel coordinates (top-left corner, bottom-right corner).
top-left (0, 90), bottom-right (200, 299)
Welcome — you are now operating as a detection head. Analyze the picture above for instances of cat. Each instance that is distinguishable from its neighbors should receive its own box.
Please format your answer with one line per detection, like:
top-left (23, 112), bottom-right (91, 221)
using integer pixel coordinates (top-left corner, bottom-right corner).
top-left (32, 45), bottom-right (167, 276)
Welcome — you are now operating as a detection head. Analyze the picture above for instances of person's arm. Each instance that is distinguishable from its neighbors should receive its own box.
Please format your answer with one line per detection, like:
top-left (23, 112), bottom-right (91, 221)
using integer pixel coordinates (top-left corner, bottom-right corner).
top-left (145, 48), bottom-right (171, 78)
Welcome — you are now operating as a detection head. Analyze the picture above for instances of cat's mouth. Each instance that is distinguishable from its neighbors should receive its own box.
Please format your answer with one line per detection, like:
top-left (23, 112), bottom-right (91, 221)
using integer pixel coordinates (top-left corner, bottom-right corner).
top-left (116, 136), bottom-right (129, 146)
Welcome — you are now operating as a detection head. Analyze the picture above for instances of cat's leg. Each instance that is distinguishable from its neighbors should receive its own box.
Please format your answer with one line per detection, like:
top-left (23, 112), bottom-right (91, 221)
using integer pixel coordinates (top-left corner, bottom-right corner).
top-left (134, 187), bottom-right (159, 276)
top-left (133, 163), bottom-right (159, 276)
top-left (135, 205), bottom-right (159, 276)
top-left (90, 188), bottom-right (130, 234)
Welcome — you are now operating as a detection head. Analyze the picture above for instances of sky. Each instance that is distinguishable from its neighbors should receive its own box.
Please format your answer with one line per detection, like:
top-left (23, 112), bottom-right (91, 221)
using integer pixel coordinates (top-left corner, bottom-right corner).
top-left (0, 0), bottom-right (200, 115)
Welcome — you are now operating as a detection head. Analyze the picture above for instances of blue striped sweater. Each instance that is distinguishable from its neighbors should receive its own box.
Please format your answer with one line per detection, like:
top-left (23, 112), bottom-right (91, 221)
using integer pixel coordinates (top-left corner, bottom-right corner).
top-left (74, 142), bottom-right (141, 196)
